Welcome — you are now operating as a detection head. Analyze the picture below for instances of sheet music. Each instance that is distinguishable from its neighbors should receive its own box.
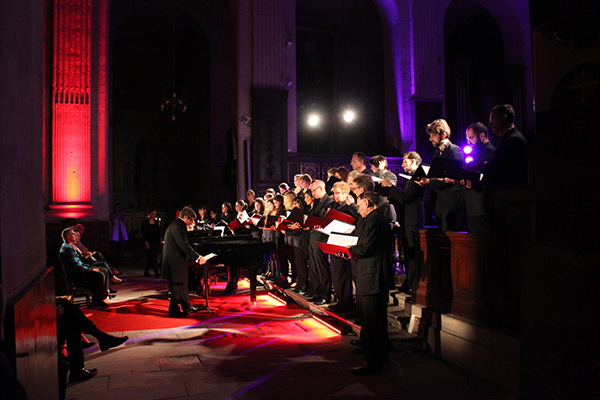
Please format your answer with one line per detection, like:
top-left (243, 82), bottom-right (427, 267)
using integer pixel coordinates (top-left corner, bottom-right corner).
top-left (315, 219), bottom-right (355, 235)
top-left (422, 165), bottom-right (431, 175)
top-left (213, 226), bottom-right (225, 236)
top-left (371, 176), bottom-right (383, 182)
top-left (398, 173), bottom-right (411, 180)
top-left (202, 253), bottom-right (217, 261)
top-left (327, 233), bottom-right (358, 247)
top-left (238, 210), bottom-right (250, 223)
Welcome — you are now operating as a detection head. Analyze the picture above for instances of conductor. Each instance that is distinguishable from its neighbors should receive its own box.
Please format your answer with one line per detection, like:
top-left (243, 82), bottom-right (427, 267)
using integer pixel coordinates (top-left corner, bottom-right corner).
top-left (162, 207), bottom-right (206, 317)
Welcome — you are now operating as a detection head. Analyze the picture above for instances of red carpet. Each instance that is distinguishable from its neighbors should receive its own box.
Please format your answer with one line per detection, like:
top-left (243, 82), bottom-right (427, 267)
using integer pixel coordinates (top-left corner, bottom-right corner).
top-left (82, 279), bottom-right (305, 333)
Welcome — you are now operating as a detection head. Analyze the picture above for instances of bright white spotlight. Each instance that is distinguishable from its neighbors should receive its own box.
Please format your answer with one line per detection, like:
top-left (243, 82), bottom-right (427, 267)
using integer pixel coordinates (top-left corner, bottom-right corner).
top-left (308, 115), bottom-right (320, 127)
top-left (343, 111), bottom-right (355, 123)
top-left (465, 156), bottom-right (474, 164)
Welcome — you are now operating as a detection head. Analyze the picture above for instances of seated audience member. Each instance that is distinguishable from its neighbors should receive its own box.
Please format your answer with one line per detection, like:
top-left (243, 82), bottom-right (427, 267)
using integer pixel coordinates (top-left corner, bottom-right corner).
top-left (59, 227), bottom-right (111, 307)
top-left (56, 297), bottom-right (128, 385)
top-left (74, 224), bottom-right (122, 282)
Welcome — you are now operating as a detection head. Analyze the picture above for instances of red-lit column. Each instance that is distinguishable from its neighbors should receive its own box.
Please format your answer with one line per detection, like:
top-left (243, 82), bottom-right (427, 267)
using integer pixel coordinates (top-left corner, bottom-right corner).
top-left (49, 0), bottom-right (93, 216)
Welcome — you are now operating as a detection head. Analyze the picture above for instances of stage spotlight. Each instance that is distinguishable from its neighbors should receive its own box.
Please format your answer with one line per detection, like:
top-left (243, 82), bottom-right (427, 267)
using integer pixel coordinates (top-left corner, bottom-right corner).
top-left (463, 145), bottom-right (475, 163)
top-left (343, 110), bottom-right (355, 123)
top-left (308, 114), bottom-right (320, 127)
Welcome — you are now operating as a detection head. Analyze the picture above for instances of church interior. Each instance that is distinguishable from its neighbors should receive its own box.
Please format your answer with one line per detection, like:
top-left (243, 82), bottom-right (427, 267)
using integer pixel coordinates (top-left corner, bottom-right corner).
top-left (1, 0), bottom-right (599, 398)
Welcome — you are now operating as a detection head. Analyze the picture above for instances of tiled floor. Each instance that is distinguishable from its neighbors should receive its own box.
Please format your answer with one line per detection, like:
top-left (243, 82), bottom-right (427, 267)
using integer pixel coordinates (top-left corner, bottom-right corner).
top-left (66, 263), bottom-right (517, 400)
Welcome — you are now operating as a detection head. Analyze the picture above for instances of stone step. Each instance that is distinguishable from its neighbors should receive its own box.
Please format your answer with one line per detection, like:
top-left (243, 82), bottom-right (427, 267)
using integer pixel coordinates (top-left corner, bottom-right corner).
top-left (387, 304), bottom-right (411, 330)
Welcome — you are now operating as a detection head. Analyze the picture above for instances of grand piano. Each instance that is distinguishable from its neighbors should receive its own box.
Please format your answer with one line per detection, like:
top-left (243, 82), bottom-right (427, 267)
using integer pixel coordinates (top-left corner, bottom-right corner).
top-left (187, 231), bottom-right (274, 303)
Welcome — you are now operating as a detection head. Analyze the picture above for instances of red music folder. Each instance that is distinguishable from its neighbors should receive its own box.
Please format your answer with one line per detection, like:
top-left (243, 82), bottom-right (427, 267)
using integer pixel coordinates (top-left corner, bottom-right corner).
top-left (317, 242), bottom-right (352, 257)
top-left (325, 208), bottom-right (357, 224)
top-left (304, 215), bottom-right (331, 228)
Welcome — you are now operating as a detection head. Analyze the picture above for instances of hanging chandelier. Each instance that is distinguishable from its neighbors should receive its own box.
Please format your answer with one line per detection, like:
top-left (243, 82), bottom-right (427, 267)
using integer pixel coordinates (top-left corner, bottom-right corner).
top-left (161, 6), bottom-right (186, 121)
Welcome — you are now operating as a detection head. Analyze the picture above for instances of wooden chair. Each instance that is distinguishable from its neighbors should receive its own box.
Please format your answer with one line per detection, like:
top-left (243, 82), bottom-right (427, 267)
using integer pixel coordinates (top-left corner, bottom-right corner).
top-left (57, 258), bottom-right (93, 306)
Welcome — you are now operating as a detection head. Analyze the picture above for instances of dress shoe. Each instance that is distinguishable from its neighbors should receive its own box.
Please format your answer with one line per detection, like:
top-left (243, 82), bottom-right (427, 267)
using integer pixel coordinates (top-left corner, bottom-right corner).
top-left (169, 310), bottom-right (186, 318)
top-left (293, 286), bottom-right (307, 294)
top-left (352, 363), bottom-right (383, 376)
top-left (187, 305), bottom-right (200, 314)
top-left (108, 294), bottom-right (116, 299)
top-left (111, 276), bottom-right (123, 284)
top-left (108, 288), bottom-right (117, 294)
top-left (350, 339), bottom-right (364, 347)
top-left (69, 368), bottom-right (98, 383)
top-left (313, 297), bottom-right (328, 306)
top-left (99, 335), bottom-right (129, 352)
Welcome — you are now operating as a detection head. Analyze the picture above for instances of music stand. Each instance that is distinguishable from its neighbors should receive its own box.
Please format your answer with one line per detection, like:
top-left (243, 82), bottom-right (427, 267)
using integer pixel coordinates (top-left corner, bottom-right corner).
top-left (195, 263), bottom-right (215, 315)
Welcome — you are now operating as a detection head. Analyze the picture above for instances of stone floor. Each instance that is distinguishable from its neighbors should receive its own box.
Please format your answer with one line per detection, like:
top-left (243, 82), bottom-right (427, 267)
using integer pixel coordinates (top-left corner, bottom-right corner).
top-left (65, 261), bottom-right (517, 400)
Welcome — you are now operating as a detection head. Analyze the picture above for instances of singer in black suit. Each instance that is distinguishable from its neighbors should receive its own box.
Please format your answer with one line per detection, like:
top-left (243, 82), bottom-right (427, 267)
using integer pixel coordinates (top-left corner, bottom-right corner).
top-left (307, 180), bottom-right (335, 305)
top-left (329, 181), bottom-right (360, 314)
top-left (418, 119), bottom-right (464, 231)
top-left (380, 151), bottom-right (425, 293)
top-left (347, 192), bottom-right (394, 375)
top-left (162, 207), bottom-right (206, 317)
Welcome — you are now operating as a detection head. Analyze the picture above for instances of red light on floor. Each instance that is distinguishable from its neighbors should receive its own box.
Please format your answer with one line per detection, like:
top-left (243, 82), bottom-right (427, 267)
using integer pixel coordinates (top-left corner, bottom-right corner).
top-left (266, 292), bottom-right (287, 306)
top-left (311, 315), bottom-right (342, 335)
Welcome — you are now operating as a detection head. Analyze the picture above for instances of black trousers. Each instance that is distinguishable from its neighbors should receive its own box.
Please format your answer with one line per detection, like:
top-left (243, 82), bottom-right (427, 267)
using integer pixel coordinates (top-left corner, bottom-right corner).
top-left (330, 256), bottom-right (353, 304)
top-left (308, 231), bottom-right (331, 299)
top-left (56, 298), bottom-right (109, 371)
top-left (145, 248), bottom-right (161, 275)
top-left (169, 274), bottom-right (190, 313)
top-left (70, 268), bottom-right (108, 302)
top-left (359, 291), bottom-right (389, 367)
top-left (293, 235), bottom-right (308, 290)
